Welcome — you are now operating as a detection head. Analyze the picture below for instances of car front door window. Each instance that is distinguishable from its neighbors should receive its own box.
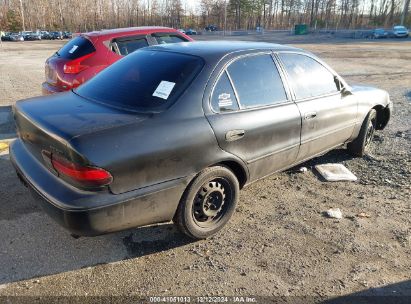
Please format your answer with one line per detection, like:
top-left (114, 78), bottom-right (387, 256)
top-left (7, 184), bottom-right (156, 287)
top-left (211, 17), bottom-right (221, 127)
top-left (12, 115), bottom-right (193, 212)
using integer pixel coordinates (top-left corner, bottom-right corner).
top-left (279, 53), bottom-right (339, 100)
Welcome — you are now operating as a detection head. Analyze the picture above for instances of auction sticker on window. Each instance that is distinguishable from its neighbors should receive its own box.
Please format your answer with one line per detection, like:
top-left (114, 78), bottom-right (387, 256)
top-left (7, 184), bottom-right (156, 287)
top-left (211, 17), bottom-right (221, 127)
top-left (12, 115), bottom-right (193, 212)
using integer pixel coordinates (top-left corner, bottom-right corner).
top-left (218, 93), bottom-right (233, 107)
top-left (153, 81), bottom-right (176, 100)
top-left (68, 45), bottom-right (78, 54)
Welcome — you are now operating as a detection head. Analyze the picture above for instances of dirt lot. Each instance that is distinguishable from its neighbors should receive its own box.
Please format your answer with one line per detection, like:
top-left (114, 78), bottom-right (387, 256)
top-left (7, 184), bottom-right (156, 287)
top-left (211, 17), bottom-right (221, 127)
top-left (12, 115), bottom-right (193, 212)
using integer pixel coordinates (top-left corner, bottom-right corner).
top-left (0, 34), bottom-right (410, 301)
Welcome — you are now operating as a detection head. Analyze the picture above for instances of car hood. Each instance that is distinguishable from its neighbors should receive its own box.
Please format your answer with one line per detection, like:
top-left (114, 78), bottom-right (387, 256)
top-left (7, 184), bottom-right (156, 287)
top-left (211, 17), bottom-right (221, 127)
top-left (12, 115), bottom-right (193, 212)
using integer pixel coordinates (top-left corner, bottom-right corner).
top-left (351, 84), bottom-right (382, 92)
top-left (350, 84), bottom-right (389, 103)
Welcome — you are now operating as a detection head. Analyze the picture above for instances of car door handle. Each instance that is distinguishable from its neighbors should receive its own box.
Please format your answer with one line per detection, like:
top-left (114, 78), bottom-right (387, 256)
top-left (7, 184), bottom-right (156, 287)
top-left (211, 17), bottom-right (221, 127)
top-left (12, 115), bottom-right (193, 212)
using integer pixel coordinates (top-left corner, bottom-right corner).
top-left (304, 112), bottom-right (317, 120)
top-left (225, 130), bottom-right (245, 142)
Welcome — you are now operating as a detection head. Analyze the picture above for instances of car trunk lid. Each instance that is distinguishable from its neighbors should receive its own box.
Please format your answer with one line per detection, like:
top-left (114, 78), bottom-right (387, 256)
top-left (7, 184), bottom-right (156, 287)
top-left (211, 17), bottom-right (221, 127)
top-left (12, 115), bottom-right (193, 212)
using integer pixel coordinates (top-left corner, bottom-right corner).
top-left (13, 91), bottom-right (149, 189)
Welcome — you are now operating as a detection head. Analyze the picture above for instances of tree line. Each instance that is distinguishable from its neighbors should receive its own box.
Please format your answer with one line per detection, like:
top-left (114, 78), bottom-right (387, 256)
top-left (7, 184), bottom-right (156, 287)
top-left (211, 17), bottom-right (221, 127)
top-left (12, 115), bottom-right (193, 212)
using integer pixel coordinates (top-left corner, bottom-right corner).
top-left (0, 0), bottom-right (410, 32)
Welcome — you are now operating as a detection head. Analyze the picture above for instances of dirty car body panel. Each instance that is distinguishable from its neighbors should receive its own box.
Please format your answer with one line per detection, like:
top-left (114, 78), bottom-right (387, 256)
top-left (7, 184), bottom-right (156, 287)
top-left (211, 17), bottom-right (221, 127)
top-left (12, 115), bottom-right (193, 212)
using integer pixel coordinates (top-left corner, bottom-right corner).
top-left (10, 41), bottom-right (392, 236)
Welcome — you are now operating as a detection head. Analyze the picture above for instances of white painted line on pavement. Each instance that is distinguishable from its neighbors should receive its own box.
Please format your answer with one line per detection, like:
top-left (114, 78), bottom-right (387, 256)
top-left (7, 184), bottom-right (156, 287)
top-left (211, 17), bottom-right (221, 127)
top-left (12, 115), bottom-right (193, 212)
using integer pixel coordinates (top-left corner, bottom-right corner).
top-left (0, 149), bottom-right (10, 160)
top-left (0, 138), bottom-right (15, 160)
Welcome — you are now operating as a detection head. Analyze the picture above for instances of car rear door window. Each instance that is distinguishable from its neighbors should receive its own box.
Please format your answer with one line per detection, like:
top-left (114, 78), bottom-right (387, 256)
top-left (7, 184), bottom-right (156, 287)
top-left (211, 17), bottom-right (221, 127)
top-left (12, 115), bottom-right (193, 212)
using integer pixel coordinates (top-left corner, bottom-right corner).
top-left (56, 36), bottom-right (95, 59)
top-left (153, 34), bottom-right (188, 44)
top-left (116, 37), bottom-right (149, 55)
top-left (211, 71), bottom-right (239, 112)
top-left (279, 53), bottom-right (339, 100)
top-left (227, 54), bottom-right (287, 109)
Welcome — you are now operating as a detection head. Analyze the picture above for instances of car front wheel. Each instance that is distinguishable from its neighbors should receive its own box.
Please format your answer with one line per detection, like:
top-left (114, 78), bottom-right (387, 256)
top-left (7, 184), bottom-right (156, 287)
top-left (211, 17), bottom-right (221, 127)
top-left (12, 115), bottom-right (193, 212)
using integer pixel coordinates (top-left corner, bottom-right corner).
top-left (174, 166), bottom-right (239, 240)
top-left (347, 109), bottom-right (377, 157)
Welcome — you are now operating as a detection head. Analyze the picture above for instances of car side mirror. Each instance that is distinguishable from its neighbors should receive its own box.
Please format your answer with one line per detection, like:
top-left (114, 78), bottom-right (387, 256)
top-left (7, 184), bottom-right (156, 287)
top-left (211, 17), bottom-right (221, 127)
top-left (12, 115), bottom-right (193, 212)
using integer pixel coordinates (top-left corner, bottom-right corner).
top-left (334, 75), bottom-right (343, 91)
top-left (341, 86), bottom-right (352, 96)
top-left (334, 75), bottom-right (352, 96)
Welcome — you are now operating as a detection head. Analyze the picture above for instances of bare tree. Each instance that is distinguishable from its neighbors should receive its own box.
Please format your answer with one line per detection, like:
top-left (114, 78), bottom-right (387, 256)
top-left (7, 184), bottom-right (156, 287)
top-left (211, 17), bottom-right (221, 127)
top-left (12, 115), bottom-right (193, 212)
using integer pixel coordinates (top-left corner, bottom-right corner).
top-left (401, 0), bottom-right (410, 25)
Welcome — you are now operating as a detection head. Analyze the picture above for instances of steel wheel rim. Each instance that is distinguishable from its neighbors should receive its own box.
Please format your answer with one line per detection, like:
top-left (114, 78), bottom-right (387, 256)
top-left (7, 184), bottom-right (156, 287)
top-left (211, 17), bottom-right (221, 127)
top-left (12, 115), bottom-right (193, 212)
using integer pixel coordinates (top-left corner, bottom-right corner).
top-left (192, 177), bottom-right (233, 228)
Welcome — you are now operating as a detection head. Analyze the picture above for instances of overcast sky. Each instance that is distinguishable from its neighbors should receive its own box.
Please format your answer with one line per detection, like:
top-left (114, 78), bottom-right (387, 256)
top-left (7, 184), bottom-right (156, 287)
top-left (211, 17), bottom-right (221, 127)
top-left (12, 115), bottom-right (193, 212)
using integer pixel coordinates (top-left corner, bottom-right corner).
top-left (183, 0), bottom-right (201, 11)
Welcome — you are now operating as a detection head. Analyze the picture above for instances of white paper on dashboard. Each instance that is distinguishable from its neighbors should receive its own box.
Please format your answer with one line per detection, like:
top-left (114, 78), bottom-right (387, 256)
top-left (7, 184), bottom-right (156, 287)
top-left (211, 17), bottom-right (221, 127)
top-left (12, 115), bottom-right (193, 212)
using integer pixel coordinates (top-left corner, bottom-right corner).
top-left (152, 81), bottom-right (176, 100)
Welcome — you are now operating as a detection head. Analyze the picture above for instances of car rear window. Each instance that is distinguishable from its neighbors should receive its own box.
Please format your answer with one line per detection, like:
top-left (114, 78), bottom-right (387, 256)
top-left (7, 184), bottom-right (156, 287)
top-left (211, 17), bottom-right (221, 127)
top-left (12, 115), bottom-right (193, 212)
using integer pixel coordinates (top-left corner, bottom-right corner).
top-left (57, 36), bottom-right (96, 60)
top-left (75, 50), bottom-right (204, 112)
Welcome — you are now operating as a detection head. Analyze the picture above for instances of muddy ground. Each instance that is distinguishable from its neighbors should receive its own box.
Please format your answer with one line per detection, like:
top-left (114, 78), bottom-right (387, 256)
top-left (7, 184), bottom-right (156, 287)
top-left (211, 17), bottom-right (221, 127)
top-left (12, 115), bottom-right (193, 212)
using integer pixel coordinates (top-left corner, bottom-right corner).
top-left (0, 34), bottom-right (410, 302)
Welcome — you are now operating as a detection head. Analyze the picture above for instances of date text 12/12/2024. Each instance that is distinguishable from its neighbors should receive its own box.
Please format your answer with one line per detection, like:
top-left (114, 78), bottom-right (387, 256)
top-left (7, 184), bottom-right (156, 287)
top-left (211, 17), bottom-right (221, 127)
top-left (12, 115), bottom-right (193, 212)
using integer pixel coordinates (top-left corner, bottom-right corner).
top-left (149, 296), bottom-right (257, 303)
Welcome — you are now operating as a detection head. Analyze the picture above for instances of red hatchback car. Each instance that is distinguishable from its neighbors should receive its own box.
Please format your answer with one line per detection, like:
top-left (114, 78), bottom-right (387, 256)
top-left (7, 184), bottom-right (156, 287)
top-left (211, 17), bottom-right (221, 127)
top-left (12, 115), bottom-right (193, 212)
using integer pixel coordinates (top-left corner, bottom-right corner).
top-left (42, 26), bottom-right (193, 95)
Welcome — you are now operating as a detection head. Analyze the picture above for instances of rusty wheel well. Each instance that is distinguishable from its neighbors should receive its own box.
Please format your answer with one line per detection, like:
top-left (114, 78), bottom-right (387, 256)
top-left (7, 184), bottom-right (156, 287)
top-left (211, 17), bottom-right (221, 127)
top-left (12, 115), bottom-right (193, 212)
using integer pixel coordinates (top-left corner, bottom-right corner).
top-left (372, 105), bottom-right (390, 130)
top-left (216, 160), bottom-right (248, 189)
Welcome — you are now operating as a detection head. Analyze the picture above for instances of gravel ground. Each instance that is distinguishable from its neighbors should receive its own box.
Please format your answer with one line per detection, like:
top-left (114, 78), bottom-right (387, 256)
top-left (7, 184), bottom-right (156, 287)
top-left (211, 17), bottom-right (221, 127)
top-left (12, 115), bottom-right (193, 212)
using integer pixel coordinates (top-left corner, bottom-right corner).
top-left (0, 35), bottom-right (410, 301)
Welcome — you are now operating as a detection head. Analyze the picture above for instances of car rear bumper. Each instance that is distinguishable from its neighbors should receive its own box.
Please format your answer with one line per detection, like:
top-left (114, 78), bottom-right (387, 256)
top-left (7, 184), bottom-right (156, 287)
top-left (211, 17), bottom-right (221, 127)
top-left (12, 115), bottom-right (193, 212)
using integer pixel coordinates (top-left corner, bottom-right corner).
top-left (42, 82), bottom-right (66, 95)
top-left (10, 139), bottom-right (190, 236)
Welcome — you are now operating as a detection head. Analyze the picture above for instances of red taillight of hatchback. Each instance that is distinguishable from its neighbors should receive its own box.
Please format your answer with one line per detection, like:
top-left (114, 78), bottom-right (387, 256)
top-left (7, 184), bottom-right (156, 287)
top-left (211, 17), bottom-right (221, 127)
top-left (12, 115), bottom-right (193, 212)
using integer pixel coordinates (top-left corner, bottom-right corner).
top-left (43, 152), bottom-right (112, 188)
top-left (63, 52), bottom-right (95, 74)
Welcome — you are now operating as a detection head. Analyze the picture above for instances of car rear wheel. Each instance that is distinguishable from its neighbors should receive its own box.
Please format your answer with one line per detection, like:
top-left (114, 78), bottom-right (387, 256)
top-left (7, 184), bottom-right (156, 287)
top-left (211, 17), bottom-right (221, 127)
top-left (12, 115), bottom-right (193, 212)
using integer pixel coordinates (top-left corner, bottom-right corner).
top-left (174, 166), bottom-right (239, 240)
top-left (347, 109), bottom-right (377, 157)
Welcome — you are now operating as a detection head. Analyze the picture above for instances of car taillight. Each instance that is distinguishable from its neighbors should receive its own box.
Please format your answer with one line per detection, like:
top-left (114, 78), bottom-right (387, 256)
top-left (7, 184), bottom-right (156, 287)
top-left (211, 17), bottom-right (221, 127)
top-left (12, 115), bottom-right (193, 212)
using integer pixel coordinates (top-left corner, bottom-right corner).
top-left (63, 52), bottom-right (94, 74)
top-left (47, 153), bottom-right (112, 188)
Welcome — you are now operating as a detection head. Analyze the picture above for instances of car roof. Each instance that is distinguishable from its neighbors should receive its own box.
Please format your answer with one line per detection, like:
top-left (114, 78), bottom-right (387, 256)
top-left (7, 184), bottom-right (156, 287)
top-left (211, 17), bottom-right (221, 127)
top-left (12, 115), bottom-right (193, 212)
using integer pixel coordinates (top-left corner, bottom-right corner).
top-left (83, 26), bottom-right (178, 39)
top-left (146, 41), bottom-right (305, 62)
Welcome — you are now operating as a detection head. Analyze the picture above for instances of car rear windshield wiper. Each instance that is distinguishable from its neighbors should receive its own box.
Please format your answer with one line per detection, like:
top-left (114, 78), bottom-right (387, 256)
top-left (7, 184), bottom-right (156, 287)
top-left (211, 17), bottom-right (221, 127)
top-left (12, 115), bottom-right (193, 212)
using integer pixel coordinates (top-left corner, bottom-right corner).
top-left (55, 51), bottom-right (60, 57)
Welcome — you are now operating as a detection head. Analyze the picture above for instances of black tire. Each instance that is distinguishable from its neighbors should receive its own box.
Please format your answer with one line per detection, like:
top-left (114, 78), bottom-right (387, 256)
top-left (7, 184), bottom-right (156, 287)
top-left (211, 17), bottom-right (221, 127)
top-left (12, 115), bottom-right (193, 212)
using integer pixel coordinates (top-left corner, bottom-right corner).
top-left (174, 166), bottom-right (239, 240)
top-left (347, 109), bottom-right (377, 157)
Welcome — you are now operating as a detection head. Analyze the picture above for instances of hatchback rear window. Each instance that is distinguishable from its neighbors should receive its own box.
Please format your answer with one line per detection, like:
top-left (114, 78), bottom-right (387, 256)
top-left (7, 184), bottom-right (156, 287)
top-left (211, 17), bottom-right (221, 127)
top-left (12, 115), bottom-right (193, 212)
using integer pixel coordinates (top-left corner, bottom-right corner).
top-left (75, 50), bottom-right (204, 112)
top-left (57, 36), bottom-right (96, 60)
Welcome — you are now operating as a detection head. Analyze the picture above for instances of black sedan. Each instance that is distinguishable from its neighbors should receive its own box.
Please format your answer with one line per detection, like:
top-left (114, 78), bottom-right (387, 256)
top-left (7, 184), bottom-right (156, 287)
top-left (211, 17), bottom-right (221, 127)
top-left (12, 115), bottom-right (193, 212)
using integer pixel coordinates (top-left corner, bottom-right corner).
top-left (2, 33), bottom-right (24, 41)
top-left (10, 41), bottom-right (392, 239)
top-left (50, 31), bottom-right (63, 40)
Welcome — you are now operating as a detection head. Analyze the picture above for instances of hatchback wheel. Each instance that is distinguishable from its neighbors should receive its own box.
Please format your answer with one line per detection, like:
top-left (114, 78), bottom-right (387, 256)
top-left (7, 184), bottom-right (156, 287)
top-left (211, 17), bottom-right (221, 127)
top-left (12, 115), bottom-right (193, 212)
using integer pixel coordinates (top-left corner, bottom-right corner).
top-left (174, 166), bottom-right (239, 239)
top-left (347, 109), bottom-right (377, 157)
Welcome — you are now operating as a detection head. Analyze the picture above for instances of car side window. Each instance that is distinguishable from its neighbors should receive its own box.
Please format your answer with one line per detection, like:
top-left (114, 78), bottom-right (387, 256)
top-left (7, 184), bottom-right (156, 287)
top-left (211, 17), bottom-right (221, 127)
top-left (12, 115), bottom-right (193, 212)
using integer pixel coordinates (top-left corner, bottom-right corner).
top-left (154, 34), bottom-right (188, 44)
top-left (279, 53), bottom-right (339, 100)
top-left (116, 38), bottom-right (149, 56)
top-left (227, 54), bottom-right (287, 108)
top-left (211, 71), bottom-right (240, 113)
